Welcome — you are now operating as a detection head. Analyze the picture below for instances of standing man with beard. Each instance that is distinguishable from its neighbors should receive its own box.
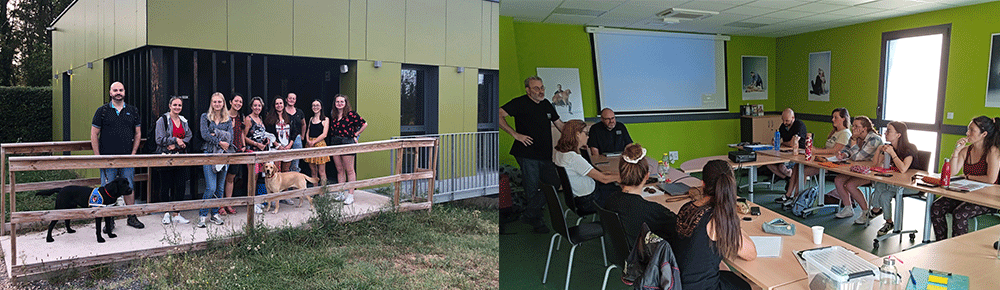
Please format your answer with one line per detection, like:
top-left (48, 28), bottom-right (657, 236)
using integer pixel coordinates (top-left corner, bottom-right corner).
top-left (500, 76), bottom-right (564, 233)
top-left (91, 81), bottom-right (145, 229)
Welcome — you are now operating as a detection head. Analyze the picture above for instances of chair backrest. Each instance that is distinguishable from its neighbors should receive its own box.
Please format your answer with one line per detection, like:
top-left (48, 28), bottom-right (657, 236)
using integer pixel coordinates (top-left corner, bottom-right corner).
top-left (541, 183), bottom-right (572, 238)
top-left (580, 148), bottom-right (593, 164)
top-left (595, 202), bottom-right (630, 267)
top-left (913, 150), bottom-right (931, 171)
top-left (555, 166), bottom-right (583, 214)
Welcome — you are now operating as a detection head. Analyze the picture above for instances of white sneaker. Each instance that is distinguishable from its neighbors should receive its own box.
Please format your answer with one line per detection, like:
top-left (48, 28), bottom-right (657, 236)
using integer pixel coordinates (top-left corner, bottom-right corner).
top-left (116, 196), bottom-right (126, 206)
top-left (210, 214), bottom-right (224, 225)
top-left (254, 203), bottom-right (264, 214)
top-left (172, 214), bottom-right (190, 224)
top-left (197, 216), bottom-right (207, 228)
top-left (333, 191), bottom-right (346, 201)
top-left (854, 211), bottom-right (871, 225)
top-left (162, 213), bottom-right (171, 225)
top-left (344, 194), bottom-right (354, 205)
top-left (835, 206), bottom-right (855, 218)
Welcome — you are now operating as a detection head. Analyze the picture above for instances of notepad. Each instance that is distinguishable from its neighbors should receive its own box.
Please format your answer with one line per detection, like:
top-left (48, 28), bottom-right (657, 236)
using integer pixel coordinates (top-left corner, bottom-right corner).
top-left (905, 267), bottom-right (969, 290)
top-left (749, 236), bottom-right (782, 257)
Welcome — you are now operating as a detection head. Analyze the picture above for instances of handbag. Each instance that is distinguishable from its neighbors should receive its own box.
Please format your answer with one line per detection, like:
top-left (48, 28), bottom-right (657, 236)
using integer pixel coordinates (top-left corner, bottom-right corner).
top-left (762, 218), bottom-right (796, 236)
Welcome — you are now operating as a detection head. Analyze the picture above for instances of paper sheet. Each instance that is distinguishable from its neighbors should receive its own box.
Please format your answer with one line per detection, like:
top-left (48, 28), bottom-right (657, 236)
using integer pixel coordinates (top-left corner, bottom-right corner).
top-left (749, 236), bottom-right (782, 258)
top-left (947, 179), bottom-right (992, 192)
top-left (825, 155), bottom-right (845, 162)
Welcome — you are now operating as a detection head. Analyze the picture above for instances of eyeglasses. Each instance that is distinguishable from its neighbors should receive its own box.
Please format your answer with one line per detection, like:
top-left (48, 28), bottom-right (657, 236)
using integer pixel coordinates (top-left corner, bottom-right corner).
top-left (529, 86), bottom-right (545, 91)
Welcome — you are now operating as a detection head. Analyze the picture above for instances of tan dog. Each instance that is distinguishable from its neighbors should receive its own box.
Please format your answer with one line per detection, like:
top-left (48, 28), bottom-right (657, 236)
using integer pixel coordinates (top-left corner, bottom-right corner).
top-left (262, 162), bottom-right (319, 213)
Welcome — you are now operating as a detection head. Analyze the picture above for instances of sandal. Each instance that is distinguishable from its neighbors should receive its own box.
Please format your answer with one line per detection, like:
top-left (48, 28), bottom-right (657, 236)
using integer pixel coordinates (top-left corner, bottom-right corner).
top-left (218, 208), bottom-right (227, 215)
top-left (227, 206), bottom-right (237, 214)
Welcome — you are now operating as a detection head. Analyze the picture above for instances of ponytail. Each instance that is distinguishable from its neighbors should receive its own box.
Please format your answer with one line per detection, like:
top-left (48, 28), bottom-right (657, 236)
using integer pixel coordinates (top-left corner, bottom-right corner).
top-left (702, 160), bottom-right (742, 259)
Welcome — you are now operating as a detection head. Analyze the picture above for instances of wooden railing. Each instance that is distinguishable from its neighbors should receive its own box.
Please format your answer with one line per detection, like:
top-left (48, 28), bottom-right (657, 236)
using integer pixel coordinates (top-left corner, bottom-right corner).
top-left (2, 138), bottom-right (439, 267)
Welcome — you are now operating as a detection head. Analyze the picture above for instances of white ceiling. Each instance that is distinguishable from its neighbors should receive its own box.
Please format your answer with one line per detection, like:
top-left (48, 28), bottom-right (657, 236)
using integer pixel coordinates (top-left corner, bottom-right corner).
top-left (500, 0), bottom-right (997, 37)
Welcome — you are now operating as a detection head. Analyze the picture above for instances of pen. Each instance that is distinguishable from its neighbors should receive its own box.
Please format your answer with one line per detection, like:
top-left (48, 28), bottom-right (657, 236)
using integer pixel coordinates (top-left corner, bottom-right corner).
top-left (909, 270), bottom-right (916, 285)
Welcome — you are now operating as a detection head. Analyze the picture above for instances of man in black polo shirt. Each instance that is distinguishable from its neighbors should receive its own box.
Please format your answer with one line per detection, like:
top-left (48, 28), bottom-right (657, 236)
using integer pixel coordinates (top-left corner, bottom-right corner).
top-left (500, 76), bottom-right (564, 233)
top-left (588, 108), bottom-right (632, 157)
top-left (91, 81), bottom-right (145, 229)
top-left (769, 108), bottom-right (808, 205)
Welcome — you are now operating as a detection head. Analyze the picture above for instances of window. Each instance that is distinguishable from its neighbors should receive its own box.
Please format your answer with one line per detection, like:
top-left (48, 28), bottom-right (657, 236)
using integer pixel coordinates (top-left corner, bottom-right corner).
top-left (400, 64), bottom-right (438, 136)
top-left (478, 70), bottom-right (498, 131)
top-left (878, 24), bottom-right (951, 171)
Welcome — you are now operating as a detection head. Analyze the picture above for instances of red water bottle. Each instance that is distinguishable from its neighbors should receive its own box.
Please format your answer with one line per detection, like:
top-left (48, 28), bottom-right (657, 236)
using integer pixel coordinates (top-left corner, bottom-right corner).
top-left (941, 158), bottom-right (951, 187)
top-left (804, 134), bottom-right (813, 161)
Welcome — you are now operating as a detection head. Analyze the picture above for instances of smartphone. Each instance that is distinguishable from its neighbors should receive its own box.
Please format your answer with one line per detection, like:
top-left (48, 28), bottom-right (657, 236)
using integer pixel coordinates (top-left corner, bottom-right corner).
top-left (918, 182), bottom-right (940, 188)
top-left (742, 217), bottom-right (752, 221)
top-left (874, 173), bottom-right (893, 177)
top-left (750, 206), bottom-right (761, 216)
top-left (737, 197), bottom-right (747, 203)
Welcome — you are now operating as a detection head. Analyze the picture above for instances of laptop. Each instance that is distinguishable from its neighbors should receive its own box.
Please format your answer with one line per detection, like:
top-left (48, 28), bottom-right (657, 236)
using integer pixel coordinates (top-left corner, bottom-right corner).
top-left (657, 182), bottom-right (691, 196)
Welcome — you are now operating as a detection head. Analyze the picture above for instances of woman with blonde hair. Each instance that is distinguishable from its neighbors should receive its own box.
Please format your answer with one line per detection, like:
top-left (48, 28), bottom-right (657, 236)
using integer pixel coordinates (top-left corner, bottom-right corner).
top-left (198, 92), bottom-right (233, 228)
top-left (552, 120), bottom-right (619, 213)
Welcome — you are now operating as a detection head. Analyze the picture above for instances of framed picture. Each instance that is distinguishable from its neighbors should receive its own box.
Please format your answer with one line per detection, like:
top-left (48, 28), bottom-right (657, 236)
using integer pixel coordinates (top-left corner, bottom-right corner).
top-left (986, 33), bottom-right (1000, 107)
top-left (742, 56), bottom-right (768, 100)
top-left (808, 51), bottom-right (831, 102)
top-left (536, 67), bottom-right (585, 121)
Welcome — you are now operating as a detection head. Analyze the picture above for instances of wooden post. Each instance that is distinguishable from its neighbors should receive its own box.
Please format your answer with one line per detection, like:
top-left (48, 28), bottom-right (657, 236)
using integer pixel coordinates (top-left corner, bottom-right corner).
top-left (146, 167), bottom-right (152, 203)
top-left (411, 148), bottom-right (419, 201)
top-left (428, 140), bottom-right (439, 210)
top-left (1, 146), bottom-right (6, 235)
top-left (9, 172), bottom-right (15, 266)
top-left (246, 164), bottom-right (255, 232)
top-left (393, 147), bottom-right (403, 208)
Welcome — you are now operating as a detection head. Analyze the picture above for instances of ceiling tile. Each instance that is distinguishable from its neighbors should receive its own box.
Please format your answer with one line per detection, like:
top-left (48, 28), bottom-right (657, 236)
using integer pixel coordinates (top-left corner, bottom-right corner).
top-left (695, 13), bottom-right (755, 25)
top-left (587, 15), bottom-right (640, 27)
top-left (745, 0), bottom-right (812, 9)
top-left (544, 14), bottom-right (598, 25)
top-left (675, 1), bottom-right (744, 12)
top-left (898, 2), bottom-right (954, 12)
top-left (788, 2), bottom-right (852, 13)
top-left (762, 9), bottom-right (815, 19)
top-left (724, 5), bottom-right (781, 16)
top-left (500, 5), bottom-right (555, 19)
top-left (606, 1), bottom-right (686, 18)
top-left (826, 5), bottom-right (886, 16)
top-left (796, 13), bottom-right (851, 22)
top-left (743, 16), bottom-right (790, 24)
top-left (858, 0), bottom-right (926, 9)
top-left (558, 0), bottom-right (626, 11)
top-left (716, 27), bottom-right (751, 35)
top-left (500, 0), bottom-right (562, 10)
top-left (813, 0), bottom-right (877, 5)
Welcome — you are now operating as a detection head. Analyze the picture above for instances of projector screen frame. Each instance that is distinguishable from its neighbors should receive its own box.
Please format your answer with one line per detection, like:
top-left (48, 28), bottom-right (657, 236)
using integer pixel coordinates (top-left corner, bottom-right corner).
top-left (588, 27), bottom-right (731, 117)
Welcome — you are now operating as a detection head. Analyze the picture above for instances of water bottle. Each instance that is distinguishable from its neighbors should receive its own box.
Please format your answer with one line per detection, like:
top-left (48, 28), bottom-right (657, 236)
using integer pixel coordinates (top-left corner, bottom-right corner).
top-left (883, 151), bottom-right (892, 169)
top-left (663, 153), bottom-right (670, 166)
top-left (878, 257), bottom-right (900, 290)
top-left (804, 134), bottom-right (813, 161)
top-left (773, 130), bottom-right (781, 151)
top-left (657, 160), bottom-right (667, 181)
top-left (941, 158), bottom-right (952, 187)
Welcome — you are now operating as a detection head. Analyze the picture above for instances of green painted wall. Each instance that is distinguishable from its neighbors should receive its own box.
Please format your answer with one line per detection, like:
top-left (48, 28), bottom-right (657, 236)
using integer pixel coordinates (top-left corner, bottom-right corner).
top-left (775, 1), bottom-right (1000, 169)
top-left (353, 60), bottom-right (402, 179)
top-left (500, 18), bottom-right (777, 167)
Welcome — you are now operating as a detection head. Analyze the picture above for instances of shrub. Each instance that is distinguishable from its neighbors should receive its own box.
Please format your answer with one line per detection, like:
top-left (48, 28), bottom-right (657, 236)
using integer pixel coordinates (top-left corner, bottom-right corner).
top-left (0, 86), bottom-right (52, 143)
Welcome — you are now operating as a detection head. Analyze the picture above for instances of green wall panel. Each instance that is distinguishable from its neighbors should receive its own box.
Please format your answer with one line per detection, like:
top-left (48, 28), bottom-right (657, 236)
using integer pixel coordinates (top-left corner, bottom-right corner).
top-left (490, 2), bottom-right (499, 70)
top-left (228, 0), bottom-right (293, 55)
top-left (293, 0), bottom-right (350, 59)
top-left (366, 1), bottom-right (405, 63)
top-left (147, 0), bottom-right (228, 51)
top-left (438, 68), bottom-right (467, 134)
top-left (355, 61), bottom-right (402, 180)
top-left (349, 0), bottom-right (367, 60)
top-left (114, 0), bottom-right (141, 55)
top-left (727, 35), bottom-right (777, 113)
top-left (444, 0), bottom-right (481, 68)
top-left (405, 0), bottom-right (447, 65)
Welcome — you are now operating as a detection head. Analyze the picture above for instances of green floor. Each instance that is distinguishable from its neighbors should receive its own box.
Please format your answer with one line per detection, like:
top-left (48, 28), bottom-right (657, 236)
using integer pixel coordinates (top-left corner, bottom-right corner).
top-left (499, 171), bottom-right (1000, 289)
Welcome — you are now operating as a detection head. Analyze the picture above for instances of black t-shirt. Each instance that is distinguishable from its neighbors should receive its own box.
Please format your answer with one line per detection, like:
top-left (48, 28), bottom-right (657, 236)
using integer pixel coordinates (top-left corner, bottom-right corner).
top-left (92, 102), bottom-right (141, 155)
top-left (779, 119), bottom-right (808, 148)
top-left (287, 108), bottom-right (304, 139)
top-left (587, 122), bottom-right (632, 154)
top-left (501, 94), bottom-right (559, 160)
top-left (604, 191), bottom-right (677, 246)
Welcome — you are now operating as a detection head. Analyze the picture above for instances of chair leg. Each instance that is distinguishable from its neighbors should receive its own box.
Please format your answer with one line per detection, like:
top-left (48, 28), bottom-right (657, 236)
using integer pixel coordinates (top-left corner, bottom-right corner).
top-left (575, 216), bottom-right (584, 226)
top-left (601, 265), bottom-right (619, 290)
top-left (543, 233), bottom-right (561, 284)
top-left (600, 236), bottom-right (608, 266)
top-left (565, 244), bottom-right (579, 290)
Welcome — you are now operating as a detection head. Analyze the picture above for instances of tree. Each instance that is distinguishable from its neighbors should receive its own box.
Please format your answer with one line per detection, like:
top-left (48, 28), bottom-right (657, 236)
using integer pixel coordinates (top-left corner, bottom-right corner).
top-left (3, 0), bottom-right (72, 86)
top-left (0, 0), bottom-right (14, 86)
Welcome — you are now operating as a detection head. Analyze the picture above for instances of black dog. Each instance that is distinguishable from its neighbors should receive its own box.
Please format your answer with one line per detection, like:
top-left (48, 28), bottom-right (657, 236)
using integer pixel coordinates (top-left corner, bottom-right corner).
top-left (34, 177), bottom-right (131, 243)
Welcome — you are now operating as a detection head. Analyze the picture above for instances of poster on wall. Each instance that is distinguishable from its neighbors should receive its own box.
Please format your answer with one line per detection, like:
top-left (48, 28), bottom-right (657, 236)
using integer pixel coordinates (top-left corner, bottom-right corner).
top-left (742, 56), bottom-right (768, 100)
top-left (986, 33), bottom-right (1000, 107)
top-left (808, 51), bottom-right (831, 102)
top-left (536, 67), bottom-right (585, 121)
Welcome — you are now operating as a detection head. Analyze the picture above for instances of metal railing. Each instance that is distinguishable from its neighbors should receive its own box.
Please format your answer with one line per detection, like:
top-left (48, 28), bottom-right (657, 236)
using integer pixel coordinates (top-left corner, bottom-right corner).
top-left (391, 131), bottom-right (498, 203)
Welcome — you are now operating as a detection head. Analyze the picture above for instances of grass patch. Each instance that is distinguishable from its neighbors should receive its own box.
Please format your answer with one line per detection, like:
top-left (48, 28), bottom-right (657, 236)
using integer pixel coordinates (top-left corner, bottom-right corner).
top-left (129, 201), bottom-right (498, 289)
top-left (7, 170), bottom-right (79, 221)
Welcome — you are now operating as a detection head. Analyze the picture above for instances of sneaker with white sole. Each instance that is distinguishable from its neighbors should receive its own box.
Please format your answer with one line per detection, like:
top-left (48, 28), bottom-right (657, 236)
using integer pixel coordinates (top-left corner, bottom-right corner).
top-left (774, 196), bottom-right (791, 204)
top-left (344, 194), bottom-right (354, 205)
top-left (782, 197), bottom-right (796, 207)
top-left (254, 203), bottom-right (264, 214)
top-left (172, 214), bottom-right (190, 224)
top-left (333, 191), bottom-right (346, 201)
top-left (197, 216), bottom-right (207, 228)
top-left (162, 213), bottom-right (171, 225)
top-left (854, 211), bottom-right (871, 225)
top-left (210, 214), bottom-right (224, 225)
top-left (877, 222), bottom-right (895, 236)
top-left (835, 206), bottom-right (855, 218)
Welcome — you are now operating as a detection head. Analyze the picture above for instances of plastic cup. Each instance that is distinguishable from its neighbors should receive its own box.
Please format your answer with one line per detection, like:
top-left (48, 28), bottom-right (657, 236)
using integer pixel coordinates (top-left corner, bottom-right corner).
top-left (812, 226), bottom-right (824, 245)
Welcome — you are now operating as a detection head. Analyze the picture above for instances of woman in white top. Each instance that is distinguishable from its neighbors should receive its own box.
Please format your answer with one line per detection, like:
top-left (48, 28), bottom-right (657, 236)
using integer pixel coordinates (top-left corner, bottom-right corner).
top-left (775, 108), bottom-right (852, 205)
top-left (552, 120), bottom-right (620, 213)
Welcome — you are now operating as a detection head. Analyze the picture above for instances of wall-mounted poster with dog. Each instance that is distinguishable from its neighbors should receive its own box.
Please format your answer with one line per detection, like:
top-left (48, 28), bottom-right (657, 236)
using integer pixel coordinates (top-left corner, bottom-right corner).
top-left (808, 51), bottom-right (831, 102)
top-left (986, 33), bottom-right (1000, 107)
top-left (536, 67), bottom-right (584, 121)
top-left (742, 56), bottom-right (768, 100)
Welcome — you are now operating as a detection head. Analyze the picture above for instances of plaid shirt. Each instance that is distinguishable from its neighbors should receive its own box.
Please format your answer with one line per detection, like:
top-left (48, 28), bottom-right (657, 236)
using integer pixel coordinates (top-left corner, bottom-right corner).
top-left (841, 131), bottom-right (884, 161)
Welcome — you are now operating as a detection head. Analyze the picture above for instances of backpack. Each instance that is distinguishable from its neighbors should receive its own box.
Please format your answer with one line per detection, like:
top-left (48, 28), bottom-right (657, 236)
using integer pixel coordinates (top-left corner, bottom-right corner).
top-left (624, 223), bottom-right (682, 290)
top-left (142, 116), bottom-right (168, 154)
top-left (791, 186), bottom-right (820, 217)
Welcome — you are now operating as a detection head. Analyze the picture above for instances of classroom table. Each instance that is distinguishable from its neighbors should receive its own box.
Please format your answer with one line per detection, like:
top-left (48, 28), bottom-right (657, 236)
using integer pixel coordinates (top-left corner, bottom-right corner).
top-left (679, 154), bottom-right (787, 202)
top-left (643, 182), bottom-right (877, 289)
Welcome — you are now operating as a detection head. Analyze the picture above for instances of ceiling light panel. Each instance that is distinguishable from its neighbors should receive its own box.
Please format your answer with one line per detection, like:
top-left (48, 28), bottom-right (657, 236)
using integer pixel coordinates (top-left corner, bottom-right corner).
top-left (788, 2), bottom-right (852, 13)
top-left (826, 6), bottom-right (886, 16)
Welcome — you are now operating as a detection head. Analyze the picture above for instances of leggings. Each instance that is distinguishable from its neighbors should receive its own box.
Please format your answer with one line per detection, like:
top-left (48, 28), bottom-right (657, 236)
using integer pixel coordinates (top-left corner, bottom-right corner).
top-left (931, 197), bottom-right (998, 240)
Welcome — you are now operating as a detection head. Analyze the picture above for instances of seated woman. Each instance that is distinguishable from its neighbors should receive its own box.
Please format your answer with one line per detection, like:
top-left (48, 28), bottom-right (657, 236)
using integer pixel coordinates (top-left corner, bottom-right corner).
top-left (832, 116), bottom-right (884, 219)
top-left (604, 143), bottom-right (677, 246)
top-left (859, 121), bottom-right (918, 231)
top-left (552, 120), bottom-right (620, 213)
top-left (673, 160), bottom-right (757, 290)
top-left (931, 116), bottom-right (1000, 240)
top-left (777, 108), bottom-right (852, 205)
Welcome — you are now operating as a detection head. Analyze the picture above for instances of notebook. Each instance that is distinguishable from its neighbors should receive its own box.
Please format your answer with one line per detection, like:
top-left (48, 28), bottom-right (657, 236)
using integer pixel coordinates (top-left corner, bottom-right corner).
top-left (906, 267), bottom-right (969, 290)
top-left (749, 236), bottom-right (782, 257)
top-left (657, 182), bottom-right (690, 196)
